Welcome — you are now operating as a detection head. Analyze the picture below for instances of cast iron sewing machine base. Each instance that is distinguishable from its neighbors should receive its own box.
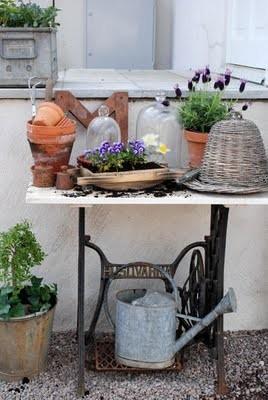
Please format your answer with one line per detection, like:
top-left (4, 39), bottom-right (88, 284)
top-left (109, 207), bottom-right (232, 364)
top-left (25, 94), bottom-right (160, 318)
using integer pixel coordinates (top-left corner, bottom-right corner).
top-left (77, 205), bottom-right (229, 397)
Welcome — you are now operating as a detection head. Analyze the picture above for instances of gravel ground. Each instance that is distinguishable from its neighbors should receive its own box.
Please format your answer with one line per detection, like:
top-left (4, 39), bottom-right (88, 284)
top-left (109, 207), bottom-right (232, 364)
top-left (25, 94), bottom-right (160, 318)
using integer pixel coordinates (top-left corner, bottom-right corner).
top-left (0, 330), bottom-right (267, 400)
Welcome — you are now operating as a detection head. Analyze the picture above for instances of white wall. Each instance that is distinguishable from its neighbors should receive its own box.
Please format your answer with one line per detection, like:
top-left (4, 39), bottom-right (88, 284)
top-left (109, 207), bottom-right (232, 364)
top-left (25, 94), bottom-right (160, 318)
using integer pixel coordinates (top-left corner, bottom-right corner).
top-left (0, 98), bottom-right (267, 332)
top-left (172, 0), bottom-right (228, 72)
top-left (155, 0), bottom-right (174, 69)
top-left (35, 0), bottom-right (174, 70)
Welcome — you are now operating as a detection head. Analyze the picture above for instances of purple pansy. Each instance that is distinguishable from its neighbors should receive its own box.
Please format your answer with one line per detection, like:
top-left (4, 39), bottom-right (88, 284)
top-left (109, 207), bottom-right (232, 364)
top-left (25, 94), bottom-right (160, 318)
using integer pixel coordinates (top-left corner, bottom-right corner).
top-left (129, 139), bottom-right (145, 155)
top-left (83, 149), bottom-right (91, 157)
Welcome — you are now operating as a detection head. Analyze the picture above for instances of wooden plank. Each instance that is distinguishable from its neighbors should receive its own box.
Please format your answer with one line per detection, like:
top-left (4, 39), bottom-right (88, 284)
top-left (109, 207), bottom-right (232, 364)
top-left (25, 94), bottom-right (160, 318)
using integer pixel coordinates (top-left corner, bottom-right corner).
top-left (55, 91), bottom-right (129, 142)
top-left (115, 92), bottom-right (128, 144)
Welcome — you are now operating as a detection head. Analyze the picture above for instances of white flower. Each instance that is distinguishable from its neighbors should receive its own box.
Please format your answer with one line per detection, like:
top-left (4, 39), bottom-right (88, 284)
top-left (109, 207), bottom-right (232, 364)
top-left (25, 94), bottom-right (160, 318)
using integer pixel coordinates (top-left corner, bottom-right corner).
top-left (142, 133), bottom-right (159, 148)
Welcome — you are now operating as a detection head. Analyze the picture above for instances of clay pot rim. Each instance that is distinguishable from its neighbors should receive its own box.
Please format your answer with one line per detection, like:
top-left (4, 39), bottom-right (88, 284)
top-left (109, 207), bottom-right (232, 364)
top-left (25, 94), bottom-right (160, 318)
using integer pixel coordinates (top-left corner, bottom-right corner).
top-left (184, 129), bottom-right (208, 144)
top-left (27, 120), bottom-right (76, 136)
top-left (31, 165), bottom-right (54, 171)
top-left (77, 155), bottom-right (92, 169)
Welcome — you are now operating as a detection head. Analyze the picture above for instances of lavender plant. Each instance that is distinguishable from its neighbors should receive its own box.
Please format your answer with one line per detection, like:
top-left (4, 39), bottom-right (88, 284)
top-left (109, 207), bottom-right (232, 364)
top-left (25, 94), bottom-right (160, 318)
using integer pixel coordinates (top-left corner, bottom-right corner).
top-left (175, 67), bottom-right (248, 133)
top-left (84, 140), bottom-right (147, 172)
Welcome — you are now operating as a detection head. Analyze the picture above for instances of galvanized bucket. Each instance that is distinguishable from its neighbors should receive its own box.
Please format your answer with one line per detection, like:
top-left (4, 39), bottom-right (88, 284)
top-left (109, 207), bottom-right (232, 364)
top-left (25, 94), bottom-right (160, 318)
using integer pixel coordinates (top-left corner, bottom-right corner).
top-left (0, 306), bottom-right (55, 382)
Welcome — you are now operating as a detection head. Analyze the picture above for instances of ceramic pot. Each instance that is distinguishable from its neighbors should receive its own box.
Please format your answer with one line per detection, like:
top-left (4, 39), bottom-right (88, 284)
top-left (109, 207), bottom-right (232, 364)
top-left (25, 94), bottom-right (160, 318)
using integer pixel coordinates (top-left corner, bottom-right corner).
top-left (184, 130), bottom-right (208, 168)
top-left (27, 119), bottom-right (76, 137)
top-left (31, 165), bottom-right (55, 187)
top-left (56, 166), bottom-right (75, 190)
top-left (33, 102), bottom-right (65, 126)
top-left (27, 120), bottom-right (76, 172)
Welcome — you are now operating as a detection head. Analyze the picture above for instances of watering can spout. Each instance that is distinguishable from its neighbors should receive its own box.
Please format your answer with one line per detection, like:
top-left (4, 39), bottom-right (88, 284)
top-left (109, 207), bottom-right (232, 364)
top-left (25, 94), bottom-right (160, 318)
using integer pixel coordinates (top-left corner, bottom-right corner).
top-left (174, 288), bottom-right (237, 354)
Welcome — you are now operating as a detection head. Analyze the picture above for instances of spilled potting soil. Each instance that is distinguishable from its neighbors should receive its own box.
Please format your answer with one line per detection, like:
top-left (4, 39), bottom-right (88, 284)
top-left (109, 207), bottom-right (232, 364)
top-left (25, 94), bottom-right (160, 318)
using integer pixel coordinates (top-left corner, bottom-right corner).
top-left (62, 181), bottom-right (191, 199)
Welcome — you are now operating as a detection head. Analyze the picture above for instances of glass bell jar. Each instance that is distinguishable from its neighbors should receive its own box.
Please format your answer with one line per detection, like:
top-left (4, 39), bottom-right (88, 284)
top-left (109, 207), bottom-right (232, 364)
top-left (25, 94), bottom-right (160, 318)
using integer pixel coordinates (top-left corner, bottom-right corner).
top-left (136, 93), bottom-right (184, 168)
top-left (86, 105), bottom-right (121, 150)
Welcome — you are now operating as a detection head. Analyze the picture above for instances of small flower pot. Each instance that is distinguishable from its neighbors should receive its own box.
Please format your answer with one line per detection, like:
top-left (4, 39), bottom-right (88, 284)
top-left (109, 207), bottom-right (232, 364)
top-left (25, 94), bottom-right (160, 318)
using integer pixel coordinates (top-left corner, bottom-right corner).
top-left (0, 306), bottom-right (56, 382)
top-left (184, 130), bottom-right (208, 168)
top-left (27, 120), bottom-right (76, 172)
top-left (33, 102), bottom-right (65, 127)
top-left (31, 165), bottom-right (55, 188)
top-left (55, 166), bottom-right (75, 190)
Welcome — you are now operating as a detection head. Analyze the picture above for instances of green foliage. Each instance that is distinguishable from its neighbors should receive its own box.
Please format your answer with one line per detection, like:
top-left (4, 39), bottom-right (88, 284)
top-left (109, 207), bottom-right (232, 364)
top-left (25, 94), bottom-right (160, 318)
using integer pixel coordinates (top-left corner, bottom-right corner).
top-left (0, 277), bottom-right (57, 319)
top-left (90, 150), bottom-right (146, 173)
top-left (179, 90), bottom-right (232, 133)
top-left (0, 220), bottom-right (45, 290)
top-left (0, 0), bottom-right (60, 28)
top-left (0, 221), bottom-right (57, 320)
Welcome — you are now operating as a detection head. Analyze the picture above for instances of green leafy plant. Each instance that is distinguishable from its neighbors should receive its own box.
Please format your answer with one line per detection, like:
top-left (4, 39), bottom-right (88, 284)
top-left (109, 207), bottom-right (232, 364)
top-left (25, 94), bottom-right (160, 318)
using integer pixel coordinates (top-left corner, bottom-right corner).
top-left (175, 67), bottom-right (247, 133)
top-left (0, 221), bottom-right (57, 319)
top-left (179, 91), bottom-right (230, 133)
top-left (0, 0), bottom-right (60, 28)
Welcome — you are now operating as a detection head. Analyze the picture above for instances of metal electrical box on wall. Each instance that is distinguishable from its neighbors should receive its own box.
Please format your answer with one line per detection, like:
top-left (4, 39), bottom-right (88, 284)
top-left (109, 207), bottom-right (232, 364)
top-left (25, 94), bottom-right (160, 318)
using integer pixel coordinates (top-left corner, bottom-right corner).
top-left (86, 0), bottom-right (156, 69)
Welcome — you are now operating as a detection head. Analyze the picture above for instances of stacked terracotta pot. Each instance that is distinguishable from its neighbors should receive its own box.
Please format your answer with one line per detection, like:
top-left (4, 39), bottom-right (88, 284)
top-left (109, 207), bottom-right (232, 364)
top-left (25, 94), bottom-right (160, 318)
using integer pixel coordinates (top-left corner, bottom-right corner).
top-left (28, 102), bottom-right (76, 187)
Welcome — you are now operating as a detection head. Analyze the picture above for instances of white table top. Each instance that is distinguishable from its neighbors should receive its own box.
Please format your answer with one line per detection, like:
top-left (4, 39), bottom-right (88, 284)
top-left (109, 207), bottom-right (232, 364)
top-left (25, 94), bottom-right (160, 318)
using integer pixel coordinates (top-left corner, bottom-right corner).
top-left (26, 185), bottom-right (268, 207)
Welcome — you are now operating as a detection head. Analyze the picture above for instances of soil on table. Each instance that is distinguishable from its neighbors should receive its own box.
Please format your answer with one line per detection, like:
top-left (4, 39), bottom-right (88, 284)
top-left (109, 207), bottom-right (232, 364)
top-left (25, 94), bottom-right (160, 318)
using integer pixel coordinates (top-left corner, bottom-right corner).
top-left (63, 180), bottom-right (191, 199)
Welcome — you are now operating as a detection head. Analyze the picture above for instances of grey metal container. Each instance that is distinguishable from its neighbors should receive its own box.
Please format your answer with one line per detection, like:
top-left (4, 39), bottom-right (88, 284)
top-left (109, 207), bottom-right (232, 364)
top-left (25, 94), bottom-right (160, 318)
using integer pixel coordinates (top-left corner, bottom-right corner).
top-left (0, 306), bottom-right (55, 382)
top-left (115, 289), bottom-right (177, 369)
top-left (0, 27), bottom-right (58, 87)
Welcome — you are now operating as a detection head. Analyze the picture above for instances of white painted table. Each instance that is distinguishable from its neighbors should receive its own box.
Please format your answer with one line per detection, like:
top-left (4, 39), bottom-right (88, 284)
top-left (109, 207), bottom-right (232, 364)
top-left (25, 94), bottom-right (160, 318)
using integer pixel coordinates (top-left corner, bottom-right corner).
top-left (26, 184), bottom-right (268, 206)
top-left (25, 184), bottom-right (268, 397)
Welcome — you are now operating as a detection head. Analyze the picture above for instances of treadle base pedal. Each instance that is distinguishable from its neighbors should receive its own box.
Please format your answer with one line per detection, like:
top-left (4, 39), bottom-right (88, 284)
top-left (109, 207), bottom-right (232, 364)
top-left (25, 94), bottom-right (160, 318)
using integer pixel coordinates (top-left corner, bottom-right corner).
top-left (87, 334), bottom-right (183, 372)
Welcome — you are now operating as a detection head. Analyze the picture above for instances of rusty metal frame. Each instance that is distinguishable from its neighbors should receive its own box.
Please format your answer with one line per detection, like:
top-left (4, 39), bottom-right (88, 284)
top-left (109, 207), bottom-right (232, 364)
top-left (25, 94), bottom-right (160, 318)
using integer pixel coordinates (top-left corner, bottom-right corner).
top-left (76, 205), bottom-right (229, 397)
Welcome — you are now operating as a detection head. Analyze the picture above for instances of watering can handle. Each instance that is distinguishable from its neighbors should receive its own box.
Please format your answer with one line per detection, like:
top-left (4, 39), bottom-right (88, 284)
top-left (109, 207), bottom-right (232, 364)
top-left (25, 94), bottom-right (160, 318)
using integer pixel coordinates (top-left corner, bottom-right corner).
top-left (103, 264), bottom-right (179, 330)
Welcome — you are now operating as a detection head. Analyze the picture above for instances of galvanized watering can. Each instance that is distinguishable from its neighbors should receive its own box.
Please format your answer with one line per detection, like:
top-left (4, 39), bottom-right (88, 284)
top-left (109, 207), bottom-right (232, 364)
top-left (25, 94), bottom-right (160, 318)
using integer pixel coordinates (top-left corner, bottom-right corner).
top-left (105, 265), bottom-right (237, 369)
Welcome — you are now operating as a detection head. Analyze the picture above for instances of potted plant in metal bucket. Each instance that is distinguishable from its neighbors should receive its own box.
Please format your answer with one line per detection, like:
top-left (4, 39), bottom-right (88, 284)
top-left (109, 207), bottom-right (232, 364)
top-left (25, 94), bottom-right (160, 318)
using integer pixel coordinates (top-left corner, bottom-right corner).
top-left (0, 221), bottom-right (57, 382)
top-left (175, 68), bottom-right (247, 168)
top-left (0, 0), bottom-right (60, 87)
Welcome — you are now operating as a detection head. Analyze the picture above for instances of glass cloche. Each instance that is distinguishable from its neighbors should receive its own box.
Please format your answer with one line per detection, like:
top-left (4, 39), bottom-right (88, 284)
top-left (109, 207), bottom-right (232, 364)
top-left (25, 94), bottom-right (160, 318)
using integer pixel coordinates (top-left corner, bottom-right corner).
top-left (136, 94), bottom-right (184, 168)
top-left (86, 105), bottom-right (121, 150)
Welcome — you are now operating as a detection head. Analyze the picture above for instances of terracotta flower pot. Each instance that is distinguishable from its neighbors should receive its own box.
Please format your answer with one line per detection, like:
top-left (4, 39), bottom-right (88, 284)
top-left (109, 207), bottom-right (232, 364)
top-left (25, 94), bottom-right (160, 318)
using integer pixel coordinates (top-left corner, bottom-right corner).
top-left (55, 166), bottom-right (75, 190)
top-left (184, 130), bottom-right (208, 169)
top-left (27, 119), bottom-right (76, 137)
top-left (31, 165), bottom-right (56, 188)
top-left (27, 120), bottom-right (76, 172)
top-left (33, 102), bottom-right (65, 127)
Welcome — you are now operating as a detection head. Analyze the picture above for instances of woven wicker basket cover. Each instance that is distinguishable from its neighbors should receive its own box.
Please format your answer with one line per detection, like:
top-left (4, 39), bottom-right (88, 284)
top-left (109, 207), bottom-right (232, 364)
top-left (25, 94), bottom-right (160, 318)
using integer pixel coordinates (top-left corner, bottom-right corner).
top-left (189, 113), bottom-right (268, 192)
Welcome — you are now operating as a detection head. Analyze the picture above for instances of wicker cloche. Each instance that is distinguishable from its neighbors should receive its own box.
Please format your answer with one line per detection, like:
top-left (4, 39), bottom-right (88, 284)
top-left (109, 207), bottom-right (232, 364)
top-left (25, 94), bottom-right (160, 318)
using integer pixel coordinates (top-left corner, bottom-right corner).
top-left (185, 112), bottom-right (268, 194)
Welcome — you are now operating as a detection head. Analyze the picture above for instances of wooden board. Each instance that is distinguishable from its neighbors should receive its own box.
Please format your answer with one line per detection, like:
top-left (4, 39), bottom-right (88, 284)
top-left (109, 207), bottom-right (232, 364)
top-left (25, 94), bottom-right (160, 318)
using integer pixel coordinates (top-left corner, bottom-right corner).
top-left (55, 91), bottom-right (129, 143)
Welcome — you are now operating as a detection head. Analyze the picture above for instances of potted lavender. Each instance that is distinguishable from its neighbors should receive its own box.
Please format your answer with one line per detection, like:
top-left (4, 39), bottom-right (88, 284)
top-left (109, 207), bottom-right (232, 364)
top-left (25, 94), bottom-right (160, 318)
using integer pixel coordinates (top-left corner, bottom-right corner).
top-left (175, 67), bottom-right (247, 168)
